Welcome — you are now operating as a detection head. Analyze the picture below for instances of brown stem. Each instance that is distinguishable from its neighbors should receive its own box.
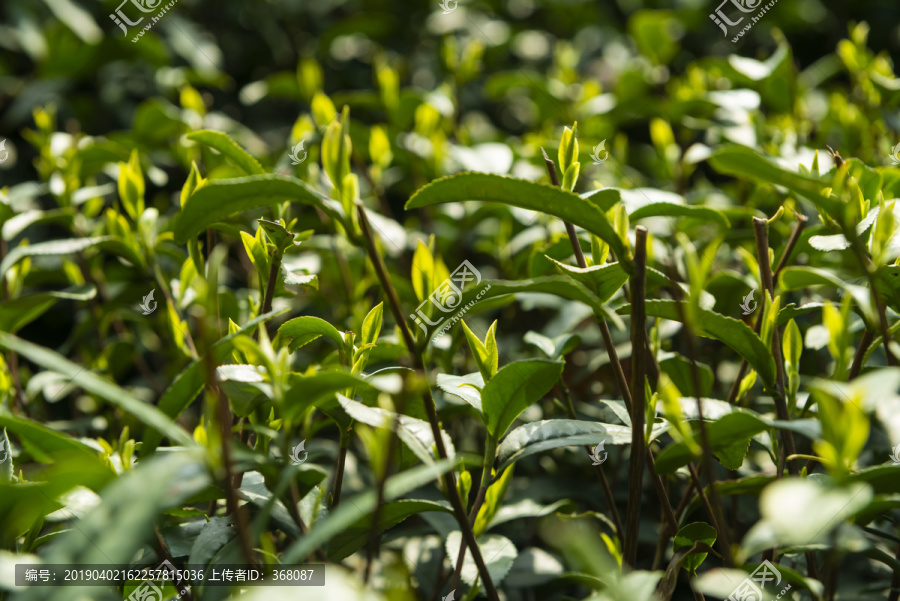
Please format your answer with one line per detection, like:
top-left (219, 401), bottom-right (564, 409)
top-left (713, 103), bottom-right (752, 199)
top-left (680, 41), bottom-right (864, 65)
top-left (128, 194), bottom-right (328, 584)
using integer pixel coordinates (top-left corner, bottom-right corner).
top-left (849, 329), bottom-right (875, 380)
top-left (753, 217), bottom-right (799, 475)
top-left (624, 226), bottom-right (648, 567)
top-left (823, 550), bottom-right (840, 601)
top-left (199, 318), bottom-right (255, 566)
top-left (686, 463), bottom-right (733, 567)
top-left (773, 212), bottom-right (808, 276)
top-left (558, 380), bottom-right (625, 542)
top-left (261, 250), bottom-right (282, 317)
top-left (889, 538), bottom-right (900, 601)
top-left (849, 238), bottom-right (897, 366)
top-left (690, 578), bottom-right (706, 601)
top-left (331, 429), bottom-right (350, 507)
top-left (542, 148), bottom-right (677, 539)
top-left (357, 205), bottom-right (500, 601)
top-left (667, 278), bottom-right (734, 567)
top-left (654, 478), bottom-right (694, 570)
top-left (353, 154), bottom-right (396, 221)
top-left (153, 527), bottom-right (193, 601)
top-left (674, 478), bottom-right (695, 522)
top-left (363, 385), bottom-right (407, 582)
top-left (449, 485), bottom-right (488, 591)
top-left (430, 547), bottom-right (449, 601)
top-left (726, 213), bottom-right (807, 405)
top-left (283, 474), bottom-right (328, 561)
top-left (754, 219), bottom-right (821, 578)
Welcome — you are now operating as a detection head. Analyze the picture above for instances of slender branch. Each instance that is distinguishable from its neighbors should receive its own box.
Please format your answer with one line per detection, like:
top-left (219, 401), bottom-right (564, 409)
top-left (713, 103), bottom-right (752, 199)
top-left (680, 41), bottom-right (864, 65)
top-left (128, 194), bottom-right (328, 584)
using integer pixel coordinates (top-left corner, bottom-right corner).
top-left (363, 387), bottom-right (404, 582)
top-left (686, 463), bottom-right (733, 565)
top-left (753, 219), bottom-right (821, 579)
top-left (849, 329), bottom-right (875, 380)
top-left (261, 249), bottom-right (282, 316)
top-left (666, 271), bottom-right (734, 567)
top-left (823, 549), bottom-right (840, 601)
top-left (541, 148), bottom-right (677, 540)
top-left (198, 317), bottom-right (256, 566)
top-left (449, 481), bottom-right (488, 591)
top-left (848, 237), bottom-right (898, 366)
top-left (624, 226), bottom-right (648, 567)
top-left (558, 380), bottom-right (625, 543)
top-left (889, 537), bottom-right (900, 601)
top-left (753, 217), bottom-right (799, 475)
top-left (357, 204), bottom-right (501, 601)
top-left (773, 212), bottom-right (808, 276)
top-left (726, 213), bottom-right (807, 405)
top-left (449, 432), bottom-right (495, 589)
top-left (153, 526), bottom-right (193, 601)
top-left (331, 428), bottom-right (350, 507)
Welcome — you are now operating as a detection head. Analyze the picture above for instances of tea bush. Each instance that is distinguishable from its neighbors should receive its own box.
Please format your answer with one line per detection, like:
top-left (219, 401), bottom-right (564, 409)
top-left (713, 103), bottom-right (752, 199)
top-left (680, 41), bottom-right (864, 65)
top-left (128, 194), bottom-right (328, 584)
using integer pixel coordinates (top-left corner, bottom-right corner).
top-left (3, 1), bottom-right (900, 601)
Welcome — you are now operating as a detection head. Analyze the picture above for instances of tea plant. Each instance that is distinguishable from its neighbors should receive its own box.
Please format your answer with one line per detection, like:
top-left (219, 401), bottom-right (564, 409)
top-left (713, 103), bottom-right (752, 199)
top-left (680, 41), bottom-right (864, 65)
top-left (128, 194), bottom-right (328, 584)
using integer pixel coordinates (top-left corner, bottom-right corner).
top-left (3, 2), bottom-right (900, 601)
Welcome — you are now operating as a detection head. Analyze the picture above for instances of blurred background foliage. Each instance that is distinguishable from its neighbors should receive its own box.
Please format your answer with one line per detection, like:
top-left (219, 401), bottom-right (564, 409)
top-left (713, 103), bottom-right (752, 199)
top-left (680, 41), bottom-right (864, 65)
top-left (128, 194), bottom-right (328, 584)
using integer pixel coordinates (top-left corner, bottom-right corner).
top-left (2, 0), bottom-right (899, 325)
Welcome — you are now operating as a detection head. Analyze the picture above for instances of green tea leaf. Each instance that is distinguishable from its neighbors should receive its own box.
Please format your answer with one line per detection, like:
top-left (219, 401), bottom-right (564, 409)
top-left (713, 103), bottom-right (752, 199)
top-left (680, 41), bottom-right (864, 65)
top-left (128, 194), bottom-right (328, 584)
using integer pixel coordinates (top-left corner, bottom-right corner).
top-left (172, 175), bottom-right (340, 244)
top-left (655, 412), bottom-right (769, 473)
top-left (406, 173), bottom-right (625, 259)
top-left (461, 320), bottom-right (498, 382)
top-left (187, 130), bottom-right (265, 176)
top-left (328, 499), bottom-right (452, 560)
top-left (673, 522), bottom-right (717, 574)
top-left (708, 145), bottom-right (840, 218)
top-left (361, 302), bottom-right (384, 346)
top-left (278, 316), bottom-right (345, 352)
top-left (496, 419), bottom-right (641, 473)
top-left (481, 359), bottom-right (564, 438)
top-left (548, 259), bottom-right (629, 303)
